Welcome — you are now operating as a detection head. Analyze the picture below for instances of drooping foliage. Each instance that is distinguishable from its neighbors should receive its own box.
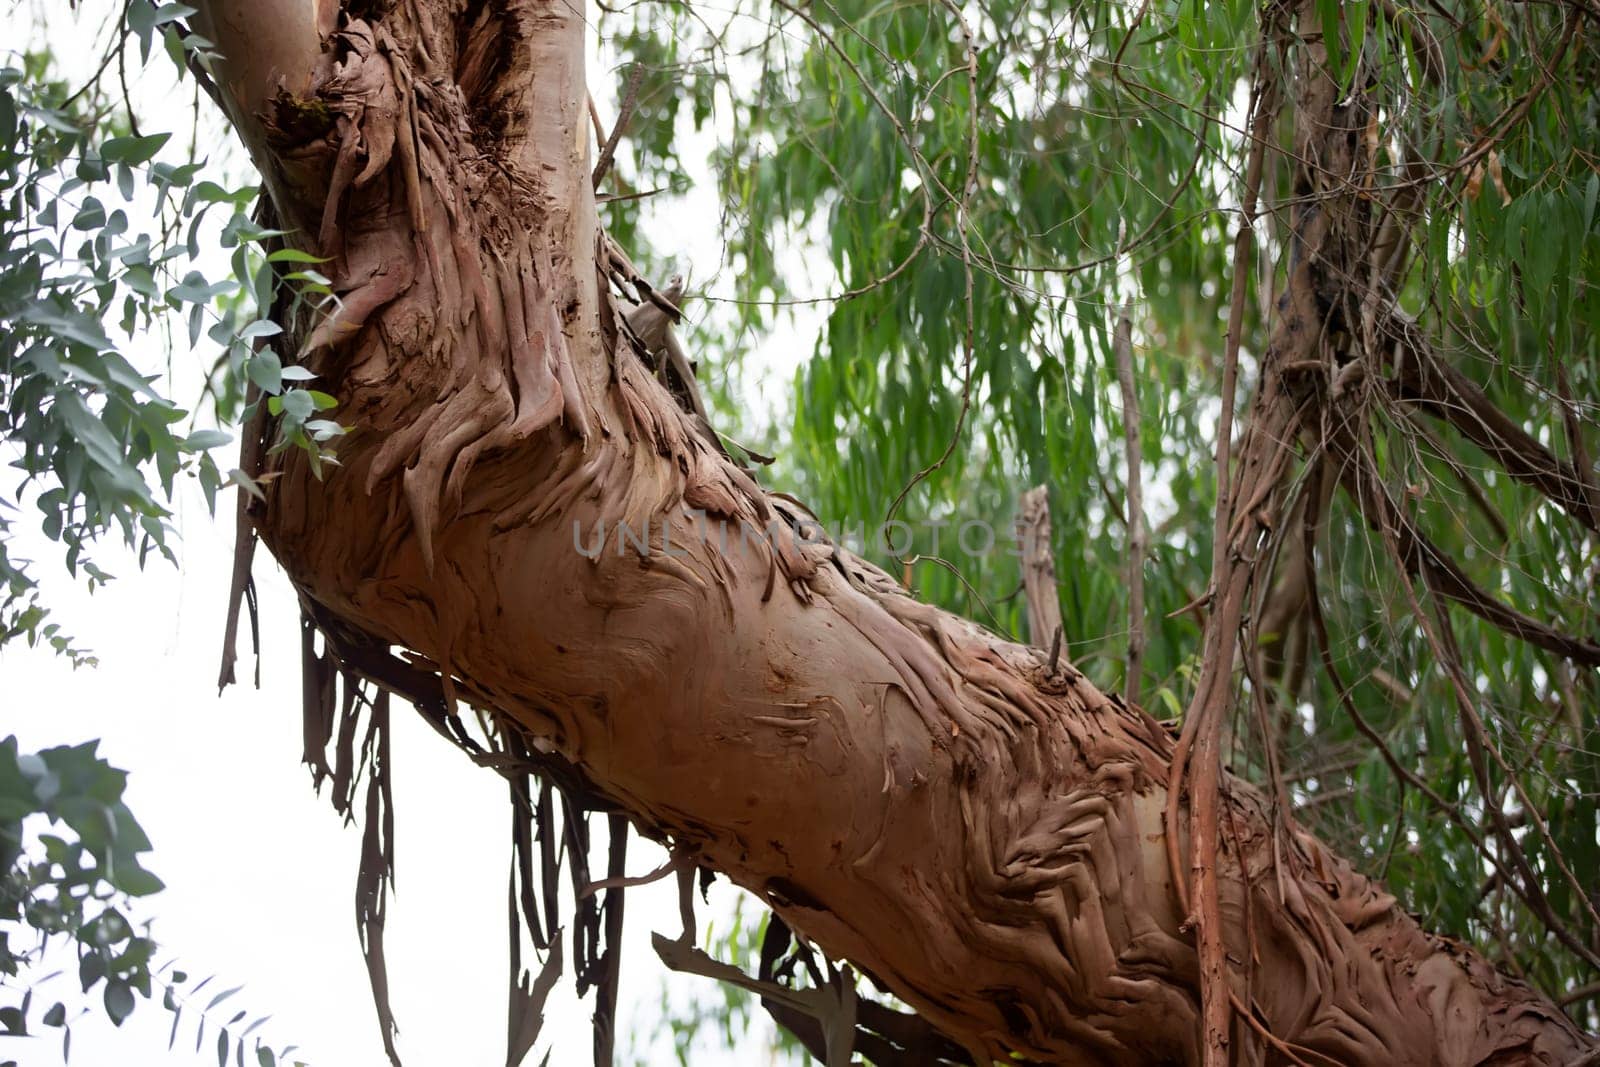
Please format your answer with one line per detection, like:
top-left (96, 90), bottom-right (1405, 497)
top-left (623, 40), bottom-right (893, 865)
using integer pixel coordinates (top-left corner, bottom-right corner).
top-left (1, 13), bottom-right (339, 665)
top-left (0, 10), bottom-right (322, 1061)
top-left (0, 735), bottom-right (299, 1065)
top-left (593, 0), bottom-right (1600, 1032)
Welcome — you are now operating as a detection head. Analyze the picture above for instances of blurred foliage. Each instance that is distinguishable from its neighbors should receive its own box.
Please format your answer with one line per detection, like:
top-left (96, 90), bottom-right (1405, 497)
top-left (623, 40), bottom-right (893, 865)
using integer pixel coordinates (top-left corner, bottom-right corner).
top-left (0, 736), bottom-right (300, 1066)
top-left (593, 0), bottom-right (1600, 1041)
top-left (1, 7), bottom-right (339, 667)
top-left (628, 894), bottom-right (808, 1067)
top-left (2, 3), bottom-right (330, 1061)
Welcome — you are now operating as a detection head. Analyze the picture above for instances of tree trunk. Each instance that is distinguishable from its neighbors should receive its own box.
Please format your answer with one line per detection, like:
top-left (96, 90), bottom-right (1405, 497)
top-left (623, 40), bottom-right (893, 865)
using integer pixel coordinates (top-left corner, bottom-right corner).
top-left (193, 1), bottom-right (1593, 1063)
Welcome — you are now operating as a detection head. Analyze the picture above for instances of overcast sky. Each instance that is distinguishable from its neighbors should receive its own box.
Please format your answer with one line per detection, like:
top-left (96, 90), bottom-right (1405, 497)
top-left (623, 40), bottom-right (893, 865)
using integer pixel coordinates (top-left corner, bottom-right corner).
top-left (0, 2), bottom-right (810, 1064)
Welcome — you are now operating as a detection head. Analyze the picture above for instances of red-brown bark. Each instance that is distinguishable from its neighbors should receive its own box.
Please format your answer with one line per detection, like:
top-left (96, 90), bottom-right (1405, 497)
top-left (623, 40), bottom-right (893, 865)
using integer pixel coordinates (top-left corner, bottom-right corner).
top-left (194, 1), bottom-right (1595, 1063)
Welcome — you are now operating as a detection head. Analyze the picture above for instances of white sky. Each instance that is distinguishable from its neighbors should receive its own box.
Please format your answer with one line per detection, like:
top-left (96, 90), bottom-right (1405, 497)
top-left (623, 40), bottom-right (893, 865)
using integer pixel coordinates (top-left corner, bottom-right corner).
top-left (5, 474), bottom-right (788, 1067)
top-left (0, 2), bottom-right (811, 1064)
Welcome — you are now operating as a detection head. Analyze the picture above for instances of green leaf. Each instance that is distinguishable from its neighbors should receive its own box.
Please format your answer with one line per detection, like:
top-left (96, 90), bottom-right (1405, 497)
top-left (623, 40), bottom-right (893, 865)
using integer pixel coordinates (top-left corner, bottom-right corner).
top-left (238, 320), bottom-right (282, 341)
top-left (104, 981), bottom-right (135, 1027)
top-left (279, 390), bottom-right (315, 421)
top-left (265, 248), bottom-right (326, 264)
top-left (227, 469), bottom-right (266, 502)
top-left (184, 429), bottom-right (234, 451)
top-left (247, 352), bottom-right (283, 394)
top-left (192, 181), bottom-right (240, 204)
top-left (101, 133), bottom-right (171, 166)
top-left (71, 198), bottom-right (107, 231)
top-left (168, 271), bottom-right (238, 305)
top-left (111, 862), bottom-right (166, 896)
top-left (206, 986), bottom-right (243, 1012)
top-left (128, 1), bottom-right (199, 44)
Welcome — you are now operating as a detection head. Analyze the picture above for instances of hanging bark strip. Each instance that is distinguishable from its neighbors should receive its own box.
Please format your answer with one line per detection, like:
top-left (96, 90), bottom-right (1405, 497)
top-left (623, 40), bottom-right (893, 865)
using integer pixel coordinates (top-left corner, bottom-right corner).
top-left (195, 0), bottom-right (1596, 1063)
top-left (590, 814), bottom-right (627, 1067)
top-left (1112, 309), bottom-right (1146, 707)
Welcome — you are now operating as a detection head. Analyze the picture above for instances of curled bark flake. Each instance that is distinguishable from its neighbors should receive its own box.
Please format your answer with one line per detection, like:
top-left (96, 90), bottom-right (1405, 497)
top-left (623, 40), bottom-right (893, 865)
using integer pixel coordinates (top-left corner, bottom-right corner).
top-left (383, 39), bottom-right (429, 236)
top-left (504, 933), bottom-right (560, 1067)
top-left (399, 385), bottom-right (510, 573)
top-left (505, 249), bottom-right (565, 438)
top-left (456, 3), bottom-right (510, 110)
top-left (310, 24), bottom-right (400, 256)
top-left (302, 255), bottom-right (415, 357)
top-left (548, 296), bottom-right (591, 445)
top-left (590, 815), bottom-right (628, 1067)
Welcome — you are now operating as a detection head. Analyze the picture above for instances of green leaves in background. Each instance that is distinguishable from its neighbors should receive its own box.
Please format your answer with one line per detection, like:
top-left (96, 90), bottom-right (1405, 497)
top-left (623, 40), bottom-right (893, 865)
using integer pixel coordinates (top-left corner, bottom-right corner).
top-left (1, 14), bottom-right (340, 663)
top-left (597, 0), bottom-right (1600, 1034)
top-left (0, 736), bottom-right (302, 1066)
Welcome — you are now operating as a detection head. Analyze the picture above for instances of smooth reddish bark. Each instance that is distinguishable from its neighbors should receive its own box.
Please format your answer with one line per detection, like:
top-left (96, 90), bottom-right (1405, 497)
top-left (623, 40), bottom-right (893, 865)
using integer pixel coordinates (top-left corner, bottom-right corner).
top-left (194, 1), bottom-right (1594, 1063)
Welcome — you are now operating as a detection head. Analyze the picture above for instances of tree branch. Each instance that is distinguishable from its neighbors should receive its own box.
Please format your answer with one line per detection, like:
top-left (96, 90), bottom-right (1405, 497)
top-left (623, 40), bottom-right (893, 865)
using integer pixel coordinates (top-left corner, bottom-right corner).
top-left (1382, 309), bottom-right (1600, 533)
top-left (1114, 309), bottom-right (1147, 706)
top-left (1017, 485), bottom-right (1062, 650)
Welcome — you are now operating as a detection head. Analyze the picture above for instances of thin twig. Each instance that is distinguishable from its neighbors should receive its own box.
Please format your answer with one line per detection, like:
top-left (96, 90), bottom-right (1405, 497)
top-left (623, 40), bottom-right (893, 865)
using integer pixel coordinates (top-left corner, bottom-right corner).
top-left (1113, 308), bottom-right (1146, 705)
top-left (1163, 31), bottom-right (1281, 1067)
top-left (592, 63), bottom-right (646, 189)
top-left (1560, 982), bottom-right (1600, 1008)
top-left (579, 851), bottom-right (687, 900)
top-left (1345, 431), bottom-right (1600, 966)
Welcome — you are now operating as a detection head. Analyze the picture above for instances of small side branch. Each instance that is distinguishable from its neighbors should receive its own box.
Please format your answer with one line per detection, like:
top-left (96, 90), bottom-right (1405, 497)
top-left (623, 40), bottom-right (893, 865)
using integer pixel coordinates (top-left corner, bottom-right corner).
top-left (592, 64), bottom-right (645, 189)
top-left (1383, 310), bottom-right (1600, 533)
top-left (1166, 20), bottom-right (1284, 1064)
top-left (1018, 486), bottom-right (1063, 651)
top-left (1113, 308), bottom-right (1147, 706)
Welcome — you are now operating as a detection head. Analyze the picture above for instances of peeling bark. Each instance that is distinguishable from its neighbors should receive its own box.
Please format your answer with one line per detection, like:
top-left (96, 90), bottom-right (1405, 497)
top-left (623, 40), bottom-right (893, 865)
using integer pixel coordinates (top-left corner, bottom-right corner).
top-left (1018, 486), bottom-right (1062, 650)
top-left (194, 1), bottom-right (1595, 1063)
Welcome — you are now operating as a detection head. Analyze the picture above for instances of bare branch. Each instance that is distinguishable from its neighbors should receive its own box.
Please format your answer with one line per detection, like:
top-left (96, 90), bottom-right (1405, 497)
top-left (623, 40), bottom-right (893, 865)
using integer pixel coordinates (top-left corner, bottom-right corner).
top-left (1114, 309), bottom-right (1147, 706)
top-left (1018, 486), bottom-right (1063, 649)
top-left (1382, 310), bottom-right (1600, 532)
top-left (591, 63), bottom-right (645, 189)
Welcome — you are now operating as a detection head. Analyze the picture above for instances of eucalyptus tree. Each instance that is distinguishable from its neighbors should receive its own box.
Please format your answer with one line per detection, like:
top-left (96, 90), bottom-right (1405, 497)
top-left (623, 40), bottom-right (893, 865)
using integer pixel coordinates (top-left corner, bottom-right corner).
top-left (3, 0), bottom-right (1598, 1064)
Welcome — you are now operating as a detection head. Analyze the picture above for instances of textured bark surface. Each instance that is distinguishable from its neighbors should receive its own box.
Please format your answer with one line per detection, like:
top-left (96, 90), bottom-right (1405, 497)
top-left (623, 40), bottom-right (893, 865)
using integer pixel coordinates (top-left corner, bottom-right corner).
top-left (196, 1), bottom-right (1594, 1063)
